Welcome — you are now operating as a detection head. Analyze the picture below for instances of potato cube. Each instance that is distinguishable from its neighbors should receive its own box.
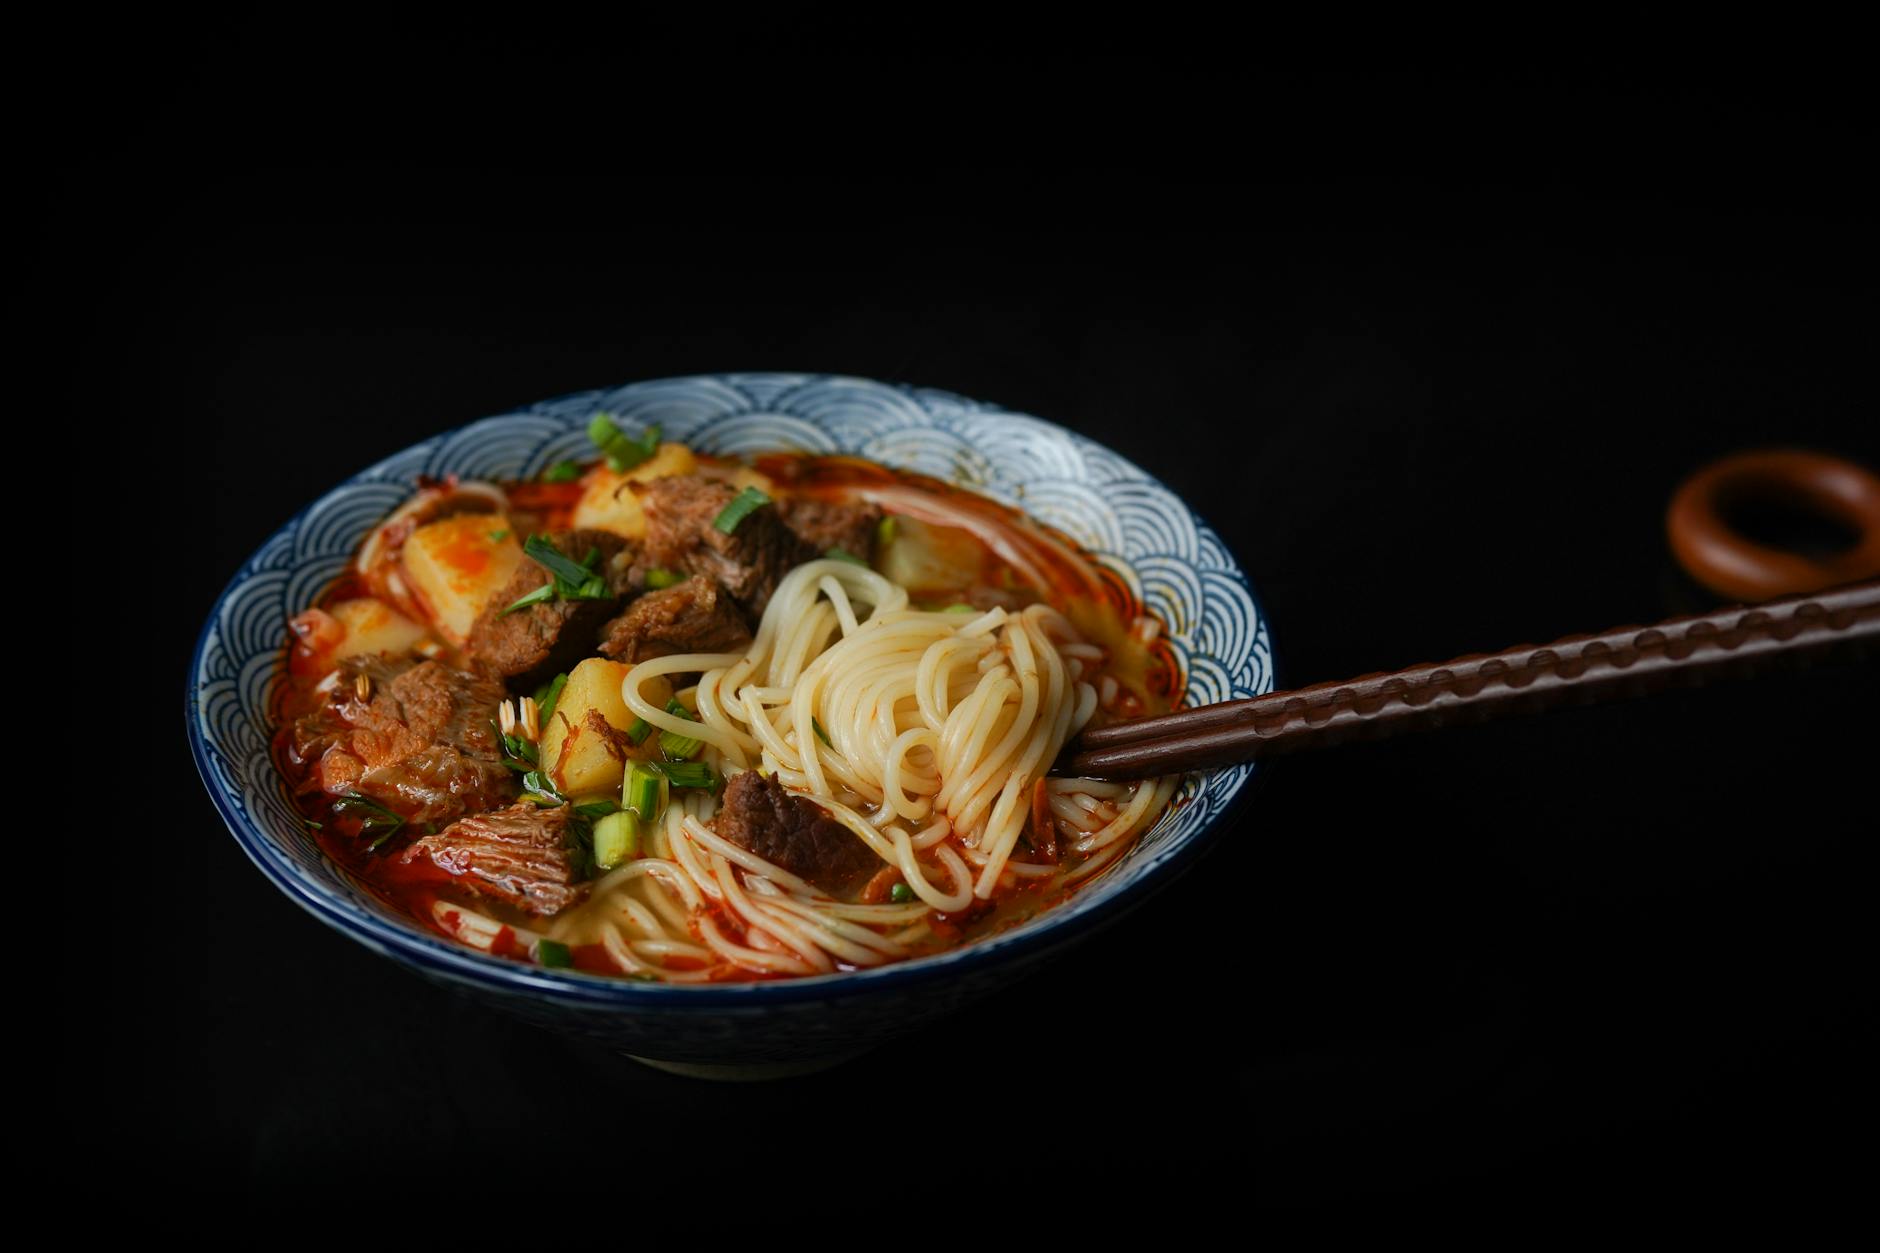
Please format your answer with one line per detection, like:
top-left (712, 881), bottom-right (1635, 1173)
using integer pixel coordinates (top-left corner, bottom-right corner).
top-left (571, 443), bottom-right (700, 539)
top-left (541, 658), bottom-right (673, 798)
top-left (879, 516), bottom-right (985, 593)
top-left (327, 597), bottom-right (430, 661)
top-left (400, 513), bottom-right (523, 642)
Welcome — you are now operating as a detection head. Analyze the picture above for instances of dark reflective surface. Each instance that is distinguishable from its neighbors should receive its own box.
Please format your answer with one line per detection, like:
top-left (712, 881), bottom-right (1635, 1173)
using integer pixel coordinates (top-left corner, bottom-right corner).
top-left (91, 99), bottom-right (1874, 1213)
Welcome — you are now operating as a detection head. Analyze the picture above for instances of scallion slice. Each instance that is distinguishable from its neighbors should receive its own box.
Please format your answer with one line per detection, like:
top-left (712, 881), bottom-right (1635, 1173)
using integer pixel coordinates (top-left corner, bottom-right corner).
top-left (650, 759), bottom-right (719, 791)
top-left (643, 567), bottom-right (684, 590)
top-left (890, 882), bottom-right (915, 904)
top-left (542, 460), bottom-right (583, 483)
top-left (587, 413), bottom-right (662, 473)
top-left (657, 697), bottom-right (704, 760)
top-left (521, 770), bottom-right (565, 805)
top-left (625, 717), bottom-right (652, 746)
top-left (536, 939), bottom-right (573, 968)
top-left (825, 547), bottom-right (865, 566)
top-left (712, 486), bottom-right (771, 535)
top-left (623, 762), bottom-right (667, 821)
top-left (499, 583), bottom-right (556, 616)
top-left (514, 534), bottom-right (613, 605)
top-left (533, 673), bottom-right (569, 729)
top-left (877, 515), bottom-right (897, 547)
top-left (591, 810), bottom-right (641, 870)
top-left (523, 533), bottom-right (597, 588)
top-left (811, 716), bottom-right (832, 747)
top-left (332, 791), bottom-right (407, 851)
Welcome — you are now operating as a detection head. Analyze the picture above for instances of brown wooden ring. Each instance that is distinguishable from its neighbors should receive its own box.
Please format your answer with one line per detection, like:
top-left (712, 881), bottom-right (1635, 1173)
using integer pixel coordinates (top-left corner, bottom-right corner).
top-left (1667, 449), bottom-right (1880, 601)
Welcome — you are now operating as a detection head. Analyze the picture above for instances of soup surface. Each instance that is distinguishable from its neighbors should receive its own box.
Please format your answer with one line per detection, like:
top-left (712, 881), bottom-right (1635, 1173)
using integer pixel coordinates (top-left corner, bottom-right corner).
top-left (276, 427), bottom-right (1181, 981)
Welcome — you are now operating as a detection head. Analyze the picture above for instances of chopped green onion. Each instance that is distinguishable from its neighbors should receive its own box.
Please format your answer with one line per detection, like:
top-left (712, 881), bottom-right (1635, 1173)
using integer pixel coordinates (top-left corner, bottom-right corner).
top-left (304, 819), bottom-right (323, 830)
top-left (332, 791), bottom-right (407, 851)
top-left (811, 716), bottom-right (832, 747)
top-left (533, 673), bottom-right (569, 729)
top-left (536, 939), bottom-right (573, 968)
top-left (943, 603), bottom-right (976, 614)
top-left (877, 515), bottom-right (897, 547)
top-left (591, 810), bottom-right (641, 870)
top-left (657, 698), bottom-right (705, 760)
top-left (521, 771), bottom-right (565, 805)
top-left (890, 882), bottom-right (915, 904)
top-left (825, 547), bottom-right (865, 565)
top-left (658, 730), bottom-right (704, 761)
top-left (649, 759), bottom-right (720, 791)
top-left (513, 534), bottom-right (613, 607)
top-left (574, 798), bottom-right (621, 819)
top-left (625, 717), bottom-right (652, 746)
top-left (623, 762), bottom-right (667, 821)
top-left (524, 533), bottom-right (599, 589)
top-left (643, 567), bottom-right (684, 590)
top-left (492, 721), bottom-right (539, 771)
top-left (542, 460), bottom-right (583, 483)
top-left (712, 486), bottom-right (771, 535)
top-left (587, 414), bottom-right (662, 473)
top-left (488, 528), bottom-right (510, 542)
top-left (499, 583), bottom-right (557, 616)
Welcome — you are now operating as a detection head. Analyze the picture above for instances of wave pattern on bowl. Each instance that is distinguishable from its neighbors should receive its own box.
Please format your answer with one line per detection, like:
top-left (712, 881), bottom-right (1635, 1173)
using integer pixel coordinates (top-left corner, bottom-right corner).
top-left (190, 374), bottom-right (1272, 1024)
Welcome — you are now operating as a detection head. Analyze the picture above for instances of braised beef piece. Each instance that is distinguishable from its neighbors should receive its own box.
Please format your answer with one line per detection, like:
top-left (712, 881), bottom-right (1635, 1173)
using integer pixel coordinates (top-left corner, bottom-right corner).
top-left (712, 770), bottom-right (878, 893)
top-left (633, 475), bottom-right (817, 617)
top-left (399, 802), bottom-right (589, 917)
top-left (777, 497), bottom-right (883, 561)
top-left (289, 657), bottom-right (514, 825)
top-left (465, 529), bottom-right (633, 686)
top-left (597, 573), bottom-right (753, 663)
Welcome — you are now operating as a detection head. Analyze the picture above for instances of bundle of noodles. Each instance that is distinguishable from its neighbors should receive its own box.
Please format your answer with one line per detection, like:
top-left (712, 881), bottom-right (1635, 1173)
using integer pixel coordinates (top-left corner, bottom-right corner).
top-left (460, 554), bottom-right (1178, 982)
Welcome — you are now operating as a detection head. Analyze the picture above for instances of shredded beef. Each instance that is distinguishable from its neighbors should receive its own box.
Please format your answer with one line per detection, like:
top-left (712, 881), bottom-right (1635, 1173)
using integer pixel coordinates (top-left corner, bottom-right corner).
top-left (289, 657), bottom-right (514, 825)
top-left (597, 574), bottom-right (753, 663)
top-left (400, 802), bottom-right (589, 917)
top-left (465, 529), bottom-right (633, 686)
top-left (712, 771), bottom-right (878, 893)
top-left (777, 497), bottom-right (883, 561)
top-left (633, 475), bottom-right (817, 617)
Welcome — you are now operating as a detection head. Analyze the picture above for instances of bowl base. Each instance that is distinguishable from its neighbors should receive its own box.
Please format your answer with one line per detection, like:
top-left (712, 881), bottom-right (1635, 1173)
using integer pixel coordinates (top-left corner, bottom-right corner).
top-left (628, 1047), bottom-right (873, 1081)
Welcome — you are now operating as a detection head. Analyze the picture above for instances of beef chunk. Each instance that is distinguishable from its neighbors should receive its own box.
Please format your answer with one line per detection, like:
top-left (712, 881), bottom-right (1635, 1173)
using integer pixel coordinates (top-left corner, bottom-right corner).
top-left (712, 771), bottom-right (878, 893)
top-left (634, 475), bottom-right (817, 617)
top-left (400, 803), bottom-right (589, 917)
top-left (465, 529), bottom-right (632, 686)
top-left (290, 657), bottom-right (514, 825)
top-left (778, 497), bottom-right (883, 561)
top-left (597, 574), bottom-right (753, 663)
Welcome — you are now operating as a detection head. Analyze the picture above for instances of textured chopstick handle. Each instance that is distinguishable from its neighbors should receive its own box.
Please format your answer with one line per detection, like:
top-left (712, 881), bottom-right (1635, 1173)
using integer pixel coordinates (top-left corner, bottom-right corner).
top-left (1056, 580), bottom-right (1880, 780)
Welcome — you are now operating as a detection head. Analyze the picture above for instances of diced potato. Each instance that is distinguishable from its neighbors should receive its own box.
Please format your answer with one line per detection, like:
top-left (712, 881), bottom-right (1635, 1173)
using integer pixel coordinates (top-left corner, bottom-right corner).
top-left (879, 516), bottom-right (985, 593)
top-left (327, 597), bottom-right (430, 662)
top-left (399, 513), bottom-right (524, 642)
top-left (541, 658), bottom-right (674, 796)
top-left (571, 443), bottom-right (700, 539)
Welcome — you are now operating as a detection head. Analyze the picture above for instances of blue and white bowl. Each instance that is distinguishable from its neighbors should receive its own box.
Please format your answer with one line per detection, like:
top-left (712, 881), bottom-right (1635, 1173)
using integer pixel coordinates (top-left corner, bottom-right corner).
top-left (187, 373), bottom-right (1274, 1078)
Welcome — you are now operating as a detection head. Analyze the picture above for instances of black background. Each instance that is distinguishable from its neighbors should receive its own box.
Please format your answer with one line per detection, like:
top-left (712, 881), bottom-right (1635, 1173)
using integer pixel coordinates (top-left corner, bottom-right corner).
top-left (78, 67), bottom-right (1875, 1216)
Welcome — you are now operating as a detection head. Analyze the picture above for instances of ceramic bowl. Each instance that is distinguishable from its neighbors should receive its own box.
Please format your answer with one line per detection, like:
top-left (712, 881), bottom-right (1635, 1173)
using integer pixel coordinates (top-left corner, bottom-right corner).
top-left (187, 373), bottom-right (1274, 1078)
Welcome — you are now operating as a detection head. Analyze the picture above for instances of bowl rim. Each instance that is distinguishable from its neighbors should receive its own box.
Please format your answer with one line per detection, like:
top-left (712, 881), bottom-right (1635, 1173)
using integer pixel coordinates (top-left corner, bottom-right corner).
top-left (186, 372), bottom-right (1275, 1007)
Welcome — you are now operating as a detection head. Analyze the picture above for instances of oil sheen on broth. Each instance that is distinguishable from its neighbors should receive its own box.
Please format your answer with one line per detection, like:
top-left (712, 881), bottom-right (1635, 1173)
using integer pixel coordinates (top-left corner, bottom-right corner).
top-left (276, 435), bottom-right (1180, 982)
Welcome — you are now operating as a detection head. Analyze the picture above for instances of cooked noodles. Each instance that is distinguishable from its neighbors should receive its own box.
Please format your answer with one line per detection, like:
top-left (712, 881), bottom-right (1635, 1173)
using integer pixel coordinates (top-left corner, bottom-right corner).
top-left (520, 558), bottom-right (1175, 978)
top-left (282, 439), bottom-right (1184, 983)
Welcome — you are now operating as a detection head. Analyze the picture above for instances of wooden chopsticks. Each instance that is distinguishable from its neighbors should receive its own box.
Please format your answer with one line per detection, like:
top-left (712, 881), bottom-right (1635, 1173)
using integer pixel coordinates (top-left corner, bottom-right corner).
top-left (1053, 579), bottom-right (1880, 781)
